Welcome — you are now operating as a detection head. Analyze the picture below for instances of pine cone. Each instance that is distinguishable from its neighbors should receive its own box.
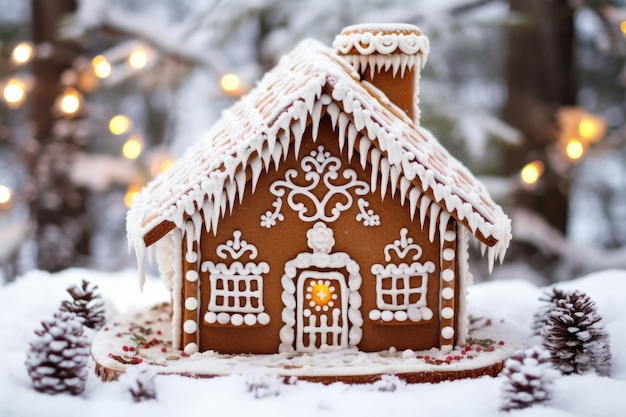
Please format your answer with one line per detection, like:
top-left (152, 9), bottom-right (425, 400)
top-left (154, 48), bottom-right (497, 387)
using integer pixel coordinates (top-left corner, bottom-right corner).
top-left (531, 287), bottom-right (566, 336)
top-left (500, 346), bottom-right (557, 412)
top-left (120, 366), bottom-right (157, 402)
top-left (60, 279), bottom-right (105, 330)
top-left (541, 289), bottom-right (611, 376)
top-left (25, 311), bottom-right (90, 395)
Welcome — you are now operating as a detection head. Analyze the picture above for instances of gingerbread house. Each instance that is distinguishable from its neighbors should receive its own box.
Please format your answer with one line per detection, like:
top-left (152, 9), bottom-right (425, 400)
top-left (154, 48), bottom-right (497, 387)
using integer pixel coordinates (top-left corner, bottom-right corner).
top-left (127, 24), bottom-right (512, 357)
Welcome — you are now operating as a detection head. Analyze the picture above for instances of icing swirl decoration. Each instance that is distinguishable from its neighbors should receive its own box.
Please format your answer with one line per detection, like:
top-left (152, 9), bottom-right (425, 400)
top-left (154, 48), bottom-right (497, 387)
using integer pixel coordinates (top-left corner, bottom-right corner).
top-left (261, 145), bottom-right (379, 227)
top-left (333, 24), bottom-right (430, 58)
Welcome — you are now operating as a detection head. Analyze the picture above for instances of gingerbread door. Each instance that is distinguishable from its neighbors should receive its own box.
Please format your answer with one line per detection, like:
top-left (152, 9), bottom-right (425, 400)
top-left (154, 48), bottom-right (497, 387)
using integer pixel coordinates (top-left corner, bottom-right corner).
top-left (296, 270), bottom-right (348, 351)
top-left (279, 222), bottom-right (364, 353)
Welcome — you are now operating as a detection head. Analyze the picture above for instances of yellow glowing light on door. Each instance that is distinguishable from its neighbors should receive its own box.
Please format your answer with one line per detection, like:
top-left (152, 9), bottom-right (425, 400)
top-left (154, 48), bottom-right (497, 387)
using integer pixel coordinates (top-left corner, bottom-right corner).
top-left (311, 283), bottom-right (332, 306)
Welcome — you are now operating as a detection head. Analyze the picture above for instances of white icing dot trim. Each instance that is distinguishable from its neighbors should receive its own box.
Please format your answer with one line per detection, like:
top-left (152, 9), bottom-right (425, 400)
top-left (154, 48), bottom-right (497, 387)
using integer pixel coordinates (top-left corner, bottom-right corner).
top-left (183, 342), bottom-right (198, 355)
top-left (441, 326), bottom-right (454, 339)
top-left (185, 270), bottom-right (198, 282)
top-left (183, 320), bottom-right (197, 334)
top-left (369, 306), bottom-right (433, 323)
top-left (204, 311), bottom-right (270, 327)
top-left (441, 307), bottom-right (454, 319)
top-left (442, 269), bottom-right (455, 282)
top-left (441, 287), bottom-right (454, 300)
top-left (184, 297), bottom-right (198, 311)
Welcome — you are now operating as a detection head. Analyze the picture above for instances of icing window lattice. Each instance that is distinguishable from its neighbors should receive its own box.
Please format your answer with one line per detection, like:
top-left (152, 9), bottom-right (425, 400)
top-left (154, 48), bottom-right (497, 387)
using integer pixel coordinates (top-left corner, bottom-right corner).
top-left (369, 228), bottom-right (435, 324)
top-left (261, 145), bottom-right (379, 228)
top-left (201, 231), bottom-right (270, 327)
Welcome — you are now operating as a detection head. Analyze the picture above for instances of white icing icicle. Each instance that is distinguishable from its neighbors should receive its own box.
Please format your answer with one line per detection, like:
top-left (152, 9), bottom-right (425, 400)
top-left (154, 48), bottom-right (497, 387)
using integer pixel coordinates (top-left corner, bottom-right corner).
top-left (337, 113), bottom-right (349, 154)
top-left (359, 138), bottom-right (371, 169)
top-left (409, 187), bottom-right (420, 221)
top-left (346, 123), bottom-right (358, 162)
top-left (438, 211), bottom-right (450, 251)
top-left (419, 194), bottom-right (430, 228)
top-left (428, 203), bottom-right (440, 243)
top-left (379, 157), bottom-right (390, 199)
top-left (370, 148), bottom-right (381, 193)
top-left (389, 165), bottom-right (400, 198)
top-left (235, 170), bottom-right (247, 204)
top-left (399, 177), bottom-right (411, 205)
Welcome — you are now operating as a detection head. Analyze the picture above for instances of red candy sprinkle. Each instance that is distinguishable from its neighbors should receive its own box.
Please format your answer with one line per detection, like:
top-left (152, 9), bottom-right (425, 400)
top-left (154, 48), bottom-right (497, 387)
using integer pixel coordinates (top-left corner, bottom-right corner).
top-left (143, 343), bottom-right (151, 349)
top-left (122, 346), bottom-right (129, 352)
top-left (424, 355), bottom-right (430, 361)
top-left (161, 347), bottom-right (167, 353)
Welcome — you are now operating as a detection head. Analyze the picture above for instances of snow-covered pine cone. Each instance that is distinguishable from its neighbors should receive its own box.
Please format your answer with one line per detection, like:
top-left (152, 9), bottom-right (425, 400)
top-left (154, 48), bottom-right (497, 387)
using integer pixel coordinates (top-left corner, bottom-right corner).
top-left (541, 289), bottom-right (611, 376)
top-left (500, 346), bottom-right (557, 412)
top-left (531, 287), bottom-right (566, 336)
top-left (120, 366), bottom-right (157, 402)
top-left (25, 311), bottom-right (90, 395)
top-left (60, 279), bottom-right (106, 330)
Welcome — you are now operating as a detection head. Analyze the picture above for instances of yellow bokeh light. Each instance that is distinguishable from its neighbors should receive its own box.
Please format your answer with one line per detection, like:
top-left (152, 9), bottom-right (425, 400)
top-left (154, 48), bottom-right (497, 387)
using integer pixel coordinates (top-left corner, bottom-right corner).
top-left (0, 185), bottom-right (12, 205)
top-left (122, 137), bottom-right (143, 159)
top-left (520, 161), bottom-right (544, 186)
top-left (124, 185), bottom-right (143, 208)
top-left (220, 74), bottom-right (241, 94)
top-left (150, 156), bottom-right (175, 176)
top-left (59, 87), bottom-right (81, 116)
top-left (129, 48), bottom-right (148, 69)
top-left (566, 138), bottom-right (585, 161)
top-left (3, 79), bottom-right (26, 107)
top-left (158, 158), bottom-right (174, 173)
top-left (92, 55), bottom-right (112, 79)
top-left (578, 118), bottom-right (596, 140)
top-left (11, 42), bottom-right (33, 65)
top-left (621, 21), bottom-right (626, 35)
top-left (109, 115), bottom-right (132, 135)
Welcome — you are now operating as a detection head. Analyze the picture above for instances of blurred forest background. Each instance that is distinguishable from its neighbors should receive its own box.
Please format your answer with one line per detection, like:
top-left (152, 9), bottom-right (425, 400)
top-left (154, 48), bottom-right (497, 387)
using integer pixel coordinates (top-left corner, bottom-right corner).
top-left (2, 0), bottom-right (626, 285)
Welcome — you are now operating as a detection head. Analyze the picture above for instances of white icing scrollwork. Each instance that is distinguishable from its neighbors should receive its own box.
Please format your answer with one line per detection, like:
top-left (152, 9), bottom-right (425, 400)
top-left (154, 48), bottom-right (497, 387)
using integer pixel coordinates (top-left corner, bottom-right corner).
top-left (216, 230), bottom-right (258, 260)
top-left (384, 227), bottom-right (422, 262)
top-left (260, 145), bottom-right (379, 227)
top-left (356, 198), bottom-right (380, 226)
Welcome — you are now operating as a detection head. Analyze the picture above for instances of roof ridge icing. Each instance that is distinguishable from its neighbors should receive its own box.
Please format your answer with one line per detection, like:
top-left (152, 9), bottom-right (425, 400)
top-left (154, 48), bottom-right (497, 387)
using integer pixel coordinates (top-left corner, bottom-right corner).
top-left (127, 38), bottom-right (511, 278)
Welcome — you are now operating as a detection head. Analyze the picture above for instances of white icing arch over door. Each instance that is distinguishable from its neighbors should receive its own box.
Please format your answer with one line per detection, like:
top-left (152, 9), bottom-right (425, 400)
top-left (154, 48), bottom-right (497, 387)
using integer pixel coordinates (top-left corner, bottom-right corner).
top-left (279, 222), bottom-right (363, 353)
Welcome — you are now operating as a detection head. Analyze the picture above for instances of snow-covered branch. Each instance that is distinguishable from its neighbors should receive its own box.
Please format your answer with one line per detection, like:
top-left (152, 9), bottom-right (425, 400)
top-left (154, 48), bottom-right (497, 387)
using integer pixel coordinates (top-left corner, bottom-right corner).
top-left (511, 208), bottom-right (626, 280)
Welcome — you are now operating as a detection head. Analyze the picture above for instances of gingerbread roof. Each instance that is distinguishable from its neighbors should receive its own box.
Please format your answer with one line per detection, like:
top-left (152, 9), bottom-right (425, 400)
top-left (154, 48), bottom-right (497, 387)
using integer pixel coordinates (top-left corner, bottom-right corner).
top-left (127, 38), bottom-right (511, 272)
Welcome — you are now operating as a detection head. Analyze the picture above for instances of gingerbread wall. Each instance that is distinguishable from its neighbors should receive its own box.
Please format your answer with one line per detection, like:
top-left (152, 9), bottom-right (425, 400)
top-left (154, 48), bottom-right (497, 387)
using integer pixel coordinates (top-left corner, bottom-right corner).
top-left (181, 116), bottom-right (459, 354)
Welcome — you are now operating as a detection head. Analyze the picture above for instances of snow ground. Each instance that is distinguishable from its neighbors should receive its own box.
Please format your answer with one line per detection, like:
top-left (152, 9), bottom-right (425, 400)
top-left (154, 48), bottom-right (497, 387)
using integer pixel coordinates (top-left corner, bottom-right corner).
top-left (0, 268), bottom-right (624, 417)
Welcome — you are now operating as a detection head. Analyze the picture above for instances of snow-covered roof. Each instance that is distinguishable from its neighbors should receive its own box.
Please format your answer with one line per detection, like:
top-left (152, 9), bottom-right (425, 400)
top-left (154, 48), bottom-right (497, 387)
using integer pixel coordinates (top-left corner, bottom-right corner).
top-left (127, 38), bottom-right (511, 269)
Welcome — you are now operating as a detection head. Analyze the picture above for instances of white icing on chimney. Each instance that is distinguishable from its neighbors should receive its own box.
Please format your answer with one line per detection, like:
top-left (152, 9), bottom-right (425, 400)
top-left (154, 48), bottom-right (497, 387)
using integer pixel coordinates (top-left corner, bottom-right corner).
top-left (333, 23), bottom-right (429, 124)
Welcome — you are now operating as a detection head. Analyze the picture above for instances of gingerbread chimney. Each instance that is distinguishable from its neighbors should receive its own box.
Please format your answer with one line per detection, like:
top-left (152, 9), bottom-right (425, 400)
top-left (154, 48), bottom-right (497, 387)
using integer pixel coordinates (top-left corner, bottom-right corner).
top-left (333, 23), bottom-right (429, 124)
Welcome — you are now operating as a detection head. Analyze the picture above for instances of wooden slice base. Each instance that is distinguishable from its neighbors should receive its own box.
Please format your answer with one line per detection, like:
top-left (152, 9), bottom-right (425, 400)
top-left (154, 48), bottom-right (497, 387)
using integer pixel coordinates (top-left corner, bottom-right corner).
top-left (91, 303), bottom-right (517, 384)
